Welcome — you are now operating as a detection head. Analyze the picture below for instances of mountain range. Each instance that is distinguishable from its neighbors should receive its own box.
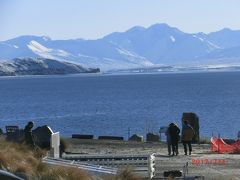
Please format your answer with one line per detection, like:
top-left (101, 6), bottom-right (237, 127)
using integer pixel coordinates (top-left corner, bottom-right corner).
top-left (1, 23), bottom-right (240, 70)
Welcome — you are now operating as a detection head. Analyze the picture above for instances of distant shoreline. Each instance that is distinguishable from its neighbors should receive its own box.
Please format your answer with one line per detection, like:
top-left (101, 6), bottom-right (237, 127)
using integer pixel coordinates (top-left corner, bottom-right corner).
top-left (1, 69), bottom-right (240, 79)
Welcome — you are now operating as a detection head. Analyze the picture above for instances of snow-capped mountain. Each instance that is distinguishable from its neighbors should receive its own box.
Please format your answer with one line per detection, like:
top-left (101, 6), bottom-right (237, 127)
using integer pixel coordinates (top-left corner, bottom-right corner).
top-left (1, 23), bottom-right (240, 70)
top-left (0, 58), bottom-right (100, 76)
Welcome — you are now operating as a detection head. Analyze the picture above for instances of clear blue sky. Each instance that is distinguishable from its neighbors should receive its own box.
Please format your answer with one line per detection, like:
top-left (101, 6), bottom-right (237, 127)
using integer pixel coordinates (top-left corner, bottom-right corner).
top-left (1, 0), bottom-right (240, 41)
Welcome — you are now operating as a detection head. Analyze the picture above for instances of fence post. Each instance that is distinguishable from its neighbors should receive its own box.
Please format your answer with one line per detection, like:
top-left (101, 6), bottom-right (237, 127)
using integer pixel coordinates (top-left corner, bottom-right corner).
top-left (50, 132), bottom-right (60, 158)
top-left (128, 127), bottom-right (131, 139)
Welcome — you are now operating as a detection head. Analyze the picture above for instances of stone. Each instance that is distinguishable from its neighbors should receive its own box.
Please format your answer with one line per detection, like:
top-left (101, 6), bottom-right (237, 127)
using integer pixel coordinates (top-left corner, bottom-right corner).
top-left (163, 170), bottom-right (182, 177)
top-left (33, 125), bottom-right (54, 148)
top-left (72, 134), bottom-right (94, 139)
top-left (182, 112), bottom-right (200, 143)
top-left (98, 136), bottom-right (124, 141)
top-left (146, 133), bottom-right (160, 142)
top-left (128, 134), bottom-right (144, 142)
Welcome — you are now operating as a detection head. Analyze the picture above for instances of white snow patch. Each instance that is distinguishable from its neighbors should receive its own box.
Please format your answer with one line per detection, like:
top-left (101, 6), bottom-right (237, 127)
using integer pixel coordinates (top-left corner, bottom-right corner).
top-left (27, 40), bottom-right (72, 60)
top-left (206, 40), bottom-right (221, 49)
top-left (27, 40), bottom-right (51, 53)
top-left (192, 35), bottom-right (204, 42)
top-left (78, 53), bottom-right (98, 60)
top-left (117, 48), bottom-right (138, 57)
top-left (42, 36), bottom-right (51, 41)
top-left (57, 50), bottom-right (70, 57)
top-left (192, 35), bottom-right (221, 49)
top-left (170, 36), bottom-right (175, 42)
top-left (116, 48), bottom-right (153, 66)
top-left (13, 45), bottom-right (19, 48)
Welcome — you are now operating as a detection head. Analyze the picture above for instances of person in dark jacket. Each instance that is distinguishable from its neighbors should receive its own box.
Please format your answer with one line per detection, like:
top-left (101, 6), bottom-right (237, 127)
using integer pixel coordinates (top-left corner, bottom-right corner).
top-left (169, 123), bottom-right (180, 156)
top-left (24, 121), bottom-right (35, 147)
top-left (165, 125), bottom-right (172, 155)
top-left (182, 120), bottom-right (195, 155)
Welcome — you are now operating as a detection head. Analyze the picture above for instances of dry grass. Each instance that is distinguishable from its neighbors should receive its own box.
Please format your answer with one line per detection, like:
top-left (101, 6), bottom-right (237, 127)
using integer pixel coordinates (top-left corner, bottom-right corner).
top-left (0, 139), bottom-right (92, 180)
top-left (38, 166), bottom-right (92, 180)
top-left (115, 168), bottom-right (143, 180)
top-left (0, 139), bottom-right (142, 180)
top-left (0, 139), bottom-right (44, 178)
top-left (0, 138), bottom-right (145, 180)
top-left (103, 167), bottom-right (143, 180)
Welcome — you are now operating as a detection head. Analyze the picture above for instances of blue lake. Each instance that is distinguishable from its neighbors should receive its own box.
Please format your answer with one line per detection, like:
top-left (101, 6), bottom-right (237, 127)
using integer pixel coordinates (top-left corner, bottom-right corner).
top-left (0, 72), bottom-right (240, 139)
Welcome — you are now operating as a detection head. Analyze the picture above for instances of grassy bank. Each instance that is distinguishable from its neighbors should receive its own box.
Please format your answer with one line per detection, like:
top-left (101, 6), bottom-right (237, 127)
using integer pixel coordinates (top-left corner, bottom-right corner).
top-left (0, 138), bottom-right (142, 180)
top-left (0, 138), bottom-right (92, 179)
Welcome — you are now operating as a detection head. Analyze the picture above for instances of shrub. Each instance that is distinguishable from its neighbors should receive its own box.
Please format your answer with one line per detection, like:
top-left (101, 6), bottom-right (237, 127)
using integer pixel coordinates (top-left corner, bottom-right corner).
top-left (112, 167), bottom-right (143, 180)
top-left (38, 166), bottom-right (92, 180)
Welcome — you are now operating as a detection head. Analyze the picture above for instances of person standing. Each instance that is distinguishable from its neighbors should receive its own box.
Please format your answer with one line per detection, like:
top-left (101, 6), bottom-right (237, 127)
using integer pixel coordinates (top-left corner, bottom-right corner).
top-left (169, 123), bottom-right (180, 156)
top-left (182, 120), bottom-right (195, 155)
top-left (24, 121), bottom-right (35, 147)
top-left (165, 124), bottom-right (172, 155)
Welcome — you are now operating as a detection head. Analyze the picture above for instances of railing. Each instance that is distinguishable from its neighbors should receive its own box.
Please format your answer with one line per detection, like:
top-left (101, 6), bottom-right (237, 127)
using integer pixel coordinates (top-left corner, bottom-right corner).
top-left (42, 156), bottom-right (117, 175)
top-left (63, 153), bottom-right (156, 179)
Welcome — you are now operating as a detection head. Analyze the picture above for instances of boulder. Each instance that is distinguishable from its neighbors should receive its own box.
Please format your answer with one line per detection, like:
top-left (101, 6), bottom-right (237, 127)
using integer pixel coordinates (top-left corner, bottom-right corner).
top-left (182, 112), bottom-right (200, 143)
top-left (128, 134), bottom-right (144, 142)
top-left (146, 133), bottom-right (160, 142)
top-left (33, 125), bottom-right (53, 148)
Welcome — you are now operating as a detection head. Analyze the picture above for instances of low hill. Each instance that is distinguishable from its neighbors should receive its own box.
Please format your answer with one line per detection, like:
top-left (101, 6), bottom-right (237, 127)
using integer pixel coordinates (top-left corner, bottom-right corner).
top-left (0, 58), bottom-right (100, 76)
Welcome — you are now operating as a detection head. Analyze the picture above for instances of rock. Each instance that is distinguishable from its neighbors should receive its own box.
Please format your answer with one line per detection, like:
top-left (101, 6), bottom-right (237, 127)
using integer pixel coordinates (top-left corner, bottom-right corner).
top-left (33, 125), bottom-right (54, 148)
top-left (163, 170), bottom-right (182, 177)
top-left (182, 112), bottom-right (200, 143)
top-left (146, 133), bottom-right (160, 142)
top-left (72, 134), bottom-right (94, 139)
top-left (98, 136), bottom-right (124, 141)
top-left (128, 134), bottom-right (144, 142)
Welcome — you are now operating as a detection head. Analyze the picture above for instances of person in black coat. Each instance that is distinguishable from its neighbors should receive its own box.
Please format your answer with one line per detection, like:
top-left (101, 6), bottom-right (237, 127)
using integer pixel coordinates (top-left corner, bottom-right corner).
top-left (24, 121), bottom-right (35, 147)
top-left (169, 123), bottom-right (180, 156)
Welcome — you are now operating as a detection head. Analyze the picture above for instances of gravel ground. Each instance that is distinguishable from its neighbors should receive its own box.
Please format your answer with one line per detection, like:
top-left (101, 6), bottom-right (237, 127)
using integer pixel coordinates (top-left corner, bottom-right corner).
top-left (65, 139), bottom-right (240, 180)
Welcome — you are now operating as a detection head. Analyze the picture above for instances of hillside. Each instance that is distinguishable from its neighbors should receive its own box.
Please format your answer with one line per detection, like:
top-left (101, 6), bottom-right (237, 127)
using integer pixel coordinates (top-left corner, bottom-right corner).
top-left (0, 58), bottom-right (100, 76)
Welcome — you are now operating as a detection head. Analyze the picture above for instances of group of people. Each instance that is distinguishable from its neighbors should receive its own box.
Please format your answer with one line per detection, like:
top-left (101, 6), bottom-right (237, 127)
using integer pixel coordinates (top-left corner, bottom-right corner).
top-left (165, 120), bottom-right (195, 156)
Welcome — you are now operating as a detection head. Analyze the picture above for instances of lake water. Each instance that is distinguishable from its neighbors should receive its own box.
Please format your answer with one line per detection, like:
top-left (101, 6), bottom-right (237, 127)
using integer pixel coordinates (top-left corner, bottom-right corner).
top-left (0, 72), bottom-right (240, 139)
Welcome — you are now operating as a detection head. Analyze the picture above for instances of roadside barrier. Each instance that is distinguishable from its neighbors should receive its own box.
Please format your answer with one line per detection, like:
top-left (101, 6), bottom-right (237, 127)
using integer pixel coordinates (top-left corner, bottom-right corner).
top-left (42, 156), bottom-right (117, 175)
top-left (63, 153), bottom-right (156, 179)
